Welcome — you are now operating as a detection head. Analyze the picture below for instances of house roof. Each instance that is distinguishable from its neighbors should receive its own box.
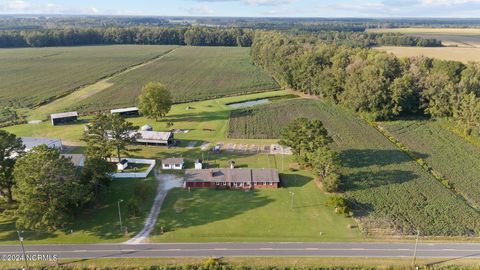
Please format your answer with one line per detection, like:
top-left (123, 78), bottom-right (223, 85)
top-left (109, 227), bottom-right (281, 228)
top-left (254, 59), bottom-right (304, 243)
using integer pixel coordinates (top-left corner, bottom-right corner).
top-left (21, 137), bottom-right (62, 150)
top-left (137, 131), bottom-right (172, 142)
top-left (110, 107), bottom-right (139, 114)
top-left (51, 111), bottom-right (78, 119)
top-left (163, 158), bottom-right (184, 165)
top-left (61, 154), bottom-right (85, 167)
top-left (185, 168), bottom-right (280, 183)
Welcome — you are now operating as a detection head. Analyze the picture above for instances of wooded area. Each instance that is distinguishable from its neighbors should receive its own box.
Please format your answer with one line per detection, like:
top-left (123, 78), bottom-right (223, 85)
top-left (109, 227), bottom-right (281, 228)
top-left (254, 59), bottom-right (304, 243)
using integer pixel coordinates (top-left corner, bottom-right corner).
top-left (251, 31), bottom-right (480, 137)
top-left (0, 26), bottom-right (441, 48)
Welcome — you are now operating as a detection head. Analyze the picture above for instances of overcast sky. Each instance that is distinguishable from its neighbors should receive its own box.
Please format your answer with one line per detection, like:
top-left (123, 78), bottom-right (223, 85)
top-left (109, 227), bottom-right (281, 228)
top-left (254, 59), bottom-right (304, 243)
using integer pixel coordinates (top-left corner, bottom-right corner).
top-left (1, 0), bottom-right (480, 17)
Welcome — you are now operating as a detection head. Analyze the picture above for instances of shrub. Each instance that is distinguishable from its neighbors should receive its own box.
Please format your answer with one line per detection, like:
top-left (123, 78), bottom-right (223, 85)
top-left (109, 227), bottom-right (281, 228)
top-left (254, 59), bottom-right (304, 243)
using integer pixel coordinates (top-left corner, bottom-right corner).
top-left (325, 195), bottom-right (350, 216)
top-left (134, 182), bottom-right (150, 199)
top-left (323, 173), bottom-right (341, 192)
top-left (126, 199), bottom-right (140, 217)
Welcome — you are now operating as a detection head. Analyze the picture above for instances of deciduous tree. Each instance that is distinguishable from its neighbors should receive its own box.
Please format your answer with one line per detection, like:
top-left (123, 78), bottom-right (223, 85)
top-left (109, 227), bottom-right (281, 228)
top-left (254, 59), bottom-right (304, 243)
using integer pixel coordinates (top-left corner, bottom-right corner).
top-left (279, 118), bottom-right (332, 164)
top-left (138, 82), bottom-right (172, 121)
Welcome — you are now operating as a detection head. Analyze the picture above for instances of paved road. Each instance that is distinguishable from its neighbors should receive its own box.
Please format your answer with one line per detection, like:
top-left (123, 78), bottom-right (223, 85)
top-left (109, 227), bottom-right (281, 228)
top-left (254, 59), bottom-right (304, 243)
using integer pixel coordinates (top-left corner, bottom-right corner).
top-left (1, 242), bottom-right (480, 259)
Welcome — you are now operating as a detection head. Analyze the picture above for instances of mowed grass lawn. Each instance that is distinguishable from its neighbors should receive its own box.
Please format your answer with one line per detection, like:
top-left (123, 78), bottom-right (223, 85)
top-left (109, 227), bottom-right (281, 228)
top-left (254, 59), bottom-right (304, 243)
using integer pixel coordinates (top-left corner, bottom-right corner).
top-left (76, 46), bottom-right (279, 112)
top-left (380, 119), bottom-right (480, 208)
top-left (150, 152), bottom-right (362, 242)
top-left (2, 91), bottom-right (363, 243)
top-left (4, 90), bottom-right (289, 145)
top-left (227, 99), bottom-right (480, 237)
top-left (0, 45), bottom-right (176, 109)
top-left (0, 177), bottom-right (157, 244)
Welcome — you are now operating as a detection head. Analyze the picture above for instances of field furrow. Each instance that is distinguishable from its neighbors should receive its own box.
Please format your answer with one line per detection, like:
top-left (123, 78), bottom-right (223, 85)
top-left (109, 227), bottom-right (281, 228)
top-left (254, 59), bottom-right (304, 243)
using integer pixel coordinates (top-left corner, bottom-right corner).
top-left (228, 99), bottom-right (480, 236)
top-left (380, 119), bottom-right (480, 209)
top-left (76, 46), bottom-right (279, 112)
top-left (0, 45), bottom-right (177, 109)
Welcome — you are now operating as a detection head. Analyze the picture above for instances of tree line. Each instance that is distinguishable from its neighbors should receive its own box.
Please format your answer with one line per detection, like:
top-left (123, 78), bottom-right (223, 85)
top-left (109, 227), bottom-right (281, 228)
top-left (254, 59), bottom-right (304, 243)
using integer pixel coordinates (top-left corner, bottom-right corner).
top-left (0, 26), bottom-right (441, 48)
top-left (0, 26), bottom-right (254, 48)
top-left (251, 31), bottom-right (480, 137)
top-left (301, 31), bottom-right (441, 47)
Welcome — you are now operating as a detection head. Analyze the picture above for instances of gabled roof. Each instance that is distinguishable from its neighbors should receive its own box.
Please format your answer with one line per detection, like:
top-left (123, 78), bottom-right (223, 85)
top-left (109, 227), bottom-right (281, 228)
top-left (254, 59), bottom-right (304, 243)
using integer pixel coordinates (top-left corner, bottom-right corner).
top-left (50, 111), bottom-right (78, 119)
top-left (163, 158), bottom-right (184, 165)
top-left (137, 131), bottom-right (172, 142)
top-left (185, 168), bottom-right (279, 183)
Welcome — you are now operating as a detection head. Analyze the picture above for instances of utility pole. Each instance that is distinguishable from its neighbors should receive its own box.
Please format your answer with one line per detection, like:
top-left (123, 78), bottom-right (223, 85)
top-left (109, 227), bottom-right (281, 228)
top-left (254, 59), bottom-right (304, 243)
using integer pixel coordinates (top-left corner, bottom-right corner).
top-left (412, 229), bottom-right (420, 270)
top-left (117, 199), bottom-right (124, 232)
top-left (17, 230), bottom-right (28, 270)
top-left (289, 191), bottom-right (295, 209)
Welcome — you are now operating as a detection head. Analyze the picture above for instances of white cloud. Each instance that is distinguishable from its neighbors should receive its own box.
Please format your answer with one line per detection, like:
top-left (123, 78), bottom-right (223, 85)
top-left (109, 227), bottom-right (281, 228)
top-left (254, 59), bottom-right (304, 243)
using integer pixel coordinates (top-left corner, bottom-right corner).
top-left (191, 0), bottom-right (296, 6)
top-left (0, 0), bottom-right (100, 14)
top-left (184, 4), bottom-right (215, 15)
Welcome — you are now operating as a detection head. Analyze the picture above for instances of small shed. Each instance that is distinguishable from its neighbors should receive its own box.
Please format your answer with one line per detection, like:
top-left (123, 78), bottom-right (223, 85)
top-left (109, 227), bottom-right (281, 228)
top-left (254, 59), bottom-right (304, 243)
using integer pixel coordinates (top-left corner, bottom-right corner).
top-left (51, 111), bottom-right (78, 126)
top-left (194, 159), bottom-right (203, 170)
top-left (110, 107), bottom-right (140, 117)
top-left (117, 159), bottom-right (128, 171)
top-left (162, 158), bottom-right (184, 170)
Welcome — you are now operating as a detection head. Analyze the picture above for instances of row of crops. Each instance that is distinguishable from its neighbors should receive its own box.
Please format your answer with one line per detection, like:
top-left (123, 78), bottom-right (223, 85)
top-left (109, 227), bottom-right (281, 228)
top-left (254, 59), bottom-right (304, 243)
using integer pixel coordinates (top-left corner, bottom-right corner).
top-left (381, 119), bottom-right (480, 209)
top-left (76, 46), bottom-right (279, 112)
top-left (228, 99), bottom-right (480, 236)
top-left (0, 45), bottom-right (176, 109)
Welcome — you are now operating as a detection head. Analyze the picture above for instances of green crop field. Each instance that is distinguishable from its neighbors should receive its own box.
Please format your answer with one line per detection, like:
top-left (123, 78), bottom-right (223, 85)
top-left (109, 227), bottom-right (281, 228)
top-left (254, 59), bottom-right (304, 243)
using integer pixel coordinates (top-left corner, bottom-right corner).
top-left (228, 99), bottom-right (480, 236)
top-left (380, 119), bottom-right (480, 209)
top-left (0, 45), bottom-right (177, 110)
top-left (228, 99), bottom-right (317, 139)
top-left (76, 46), bottom-right (279, 112)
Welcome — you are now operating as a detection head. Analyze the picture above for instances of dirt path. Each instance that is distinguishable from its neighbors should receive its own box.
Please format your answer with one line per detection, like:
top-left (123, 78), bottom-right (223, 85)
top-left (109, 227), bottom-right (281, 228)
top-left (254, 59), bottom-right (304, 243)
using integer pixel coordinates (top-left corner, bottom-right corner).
top-left (29, 47), bottom-right (179, 121)
top-left (124, 168), bottom-right (183, 244)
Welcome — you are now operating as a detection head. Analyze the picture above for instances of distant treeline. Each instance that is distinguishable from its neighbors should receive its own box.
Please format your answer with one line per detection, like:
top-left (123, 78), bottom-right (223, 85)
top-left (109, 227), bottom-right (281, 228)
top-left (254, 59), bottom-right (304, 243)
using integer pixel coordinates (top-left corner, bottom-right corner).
top-left (251, 31), bottom-right (480, 135)
top-left (0, 26), bottom-right (441, 48)
top-left (305, 31), bottom-right (442, 47)
top-left (0, 27), bottom-right (255, 48)
top-left (3, 15), bottom-right (480, 31)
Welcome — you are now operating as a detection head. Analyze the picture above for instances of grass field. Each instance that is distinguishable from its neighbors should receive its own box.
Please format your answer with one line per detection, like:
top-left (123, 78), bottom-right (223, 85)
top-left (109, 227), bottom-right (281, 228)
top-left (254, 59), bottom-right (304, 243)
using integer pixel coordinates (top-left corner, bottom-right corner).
top-left (368, 28), bottom-right (480, 47)
top-left (379, 118), bottom-right (480, 209)
top-left (0, 45), bottom-right (177, 110)
top-left (227, 99), bottom-right (480, 236)
top-left (4, 257), bottom-right (480, 270)
top-left (1, 91), bottom-right (363, 243)
top-left (0, 177), bottom-right (157, 244)
top-left (75, 46), bottom-right (279, 112)
top-left (4, 90), bottom-right (289, 145)
top-left (375, 46), bottom-right (480, 63)
top-left (150, 151), bottom-right (362, 242)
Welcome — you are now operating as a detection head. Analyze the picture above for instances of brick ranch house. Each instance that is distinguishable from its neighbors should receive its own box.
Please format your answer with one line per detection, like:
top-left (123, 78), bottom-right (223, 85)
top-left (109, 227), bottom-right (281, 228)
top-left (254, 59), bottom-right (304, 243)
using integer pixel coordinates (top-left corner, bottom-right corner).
top-left (184, 168), bottom-right (280, 189)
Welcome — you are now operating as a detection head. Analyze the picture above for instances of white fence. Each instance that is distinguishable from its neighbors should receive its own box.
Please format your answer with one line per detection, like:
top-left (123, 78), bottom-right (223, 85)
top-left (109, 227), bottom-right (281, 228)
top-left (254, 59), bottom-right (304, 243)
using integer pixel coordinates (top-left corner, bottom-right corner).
top-left (110, 158), bottom-right (156, 179)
